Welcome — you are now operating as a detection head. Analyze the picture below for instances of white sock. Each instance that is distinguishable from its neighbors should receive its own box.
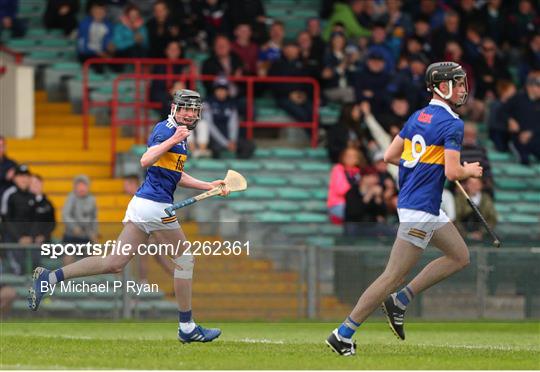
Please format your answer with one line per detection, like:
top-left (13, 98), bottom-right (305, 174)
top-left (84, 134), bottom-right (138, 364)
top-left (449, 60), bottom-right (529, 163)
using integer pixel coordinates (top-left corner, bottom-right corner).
top-left (180, 321), bottom-right (196, 333)
top-left (48, 272), bottom-right (57, 284)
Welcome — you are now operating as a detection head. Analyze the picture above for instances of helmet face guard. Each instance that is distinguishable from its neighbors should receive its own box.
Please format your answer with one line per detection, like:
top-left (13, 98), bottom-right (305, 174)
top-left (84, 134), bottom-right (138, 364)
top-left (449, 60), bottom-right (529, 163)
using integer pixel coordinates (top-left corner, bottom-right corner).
top-left (170, 89), bottom-right (203, 130)
top-left (425, 62), bottom-right (469, 107)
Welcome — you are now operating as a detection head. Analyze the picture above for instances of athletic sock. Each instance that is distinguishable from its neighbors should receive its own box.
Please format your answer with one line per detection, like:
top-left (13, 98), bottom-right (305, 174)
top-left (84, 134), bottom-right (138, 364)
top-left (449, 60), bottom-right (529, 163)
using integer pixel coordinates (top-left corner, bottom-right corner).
top-left (179, 310), bottom-right (195, 333)
top-left (48, 269), bottom-right (64, 284)
top-left (394, 286), bottom-right (414, 310)
top-left (337, 316), bottom-right (361, 340)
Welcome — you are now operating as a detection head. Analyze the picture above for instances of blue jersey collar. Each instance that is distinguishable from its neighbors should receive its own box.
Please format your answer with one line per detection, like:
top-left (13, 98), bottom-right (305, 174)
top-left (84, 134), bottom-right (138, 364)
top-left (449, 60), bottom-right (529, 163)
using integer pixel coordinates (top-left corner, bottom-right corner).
top-left (429, 99), bottom-right (459, 119)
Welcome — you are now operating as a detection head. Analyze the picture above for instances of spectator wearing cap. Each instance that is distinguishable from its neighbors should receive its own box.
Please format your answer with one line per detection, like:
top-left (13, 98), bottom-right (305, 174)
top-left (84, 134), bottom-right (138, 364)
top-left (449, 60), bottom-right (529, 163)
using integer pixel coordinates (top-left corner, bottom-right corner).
top-left (257, 21), bottom-right (286, 77)
top-left (77, 2), bottom-right (114, 73)
top-left (29, 174), bottom-right (56, 245)
top-left (268, 42), bottom-right (314, 125)
top-left (201, 78), bottom-right (241, 159)
top-left (323, 0), bottom-right (371, 41)
top-left (231, 23), bottom-right (259, 76)
top-left (112, 3), bottom-right (148, 61)
top-left (62, 175), bottom-right (98, 265)
top-left (431, 11), bottom-right (462, 60)
top-left (201, 34), bottom-right (243, 97)
top-left (0, 0), bottom-right (26, 39)
top-left (146, 0), bottom-right (180, 58)
top-left (321, 32), bottom-right (358, 104)
top-left (0, 165), bottom-right (36, 275)
top-left (501, 71), bottom-right (540, 165)
top-left (0, 136), bottom-right (18, 200)
top-left (43, 0), bottom-right (79, 36)
top-left (353, 51), bottom-right (391, 116)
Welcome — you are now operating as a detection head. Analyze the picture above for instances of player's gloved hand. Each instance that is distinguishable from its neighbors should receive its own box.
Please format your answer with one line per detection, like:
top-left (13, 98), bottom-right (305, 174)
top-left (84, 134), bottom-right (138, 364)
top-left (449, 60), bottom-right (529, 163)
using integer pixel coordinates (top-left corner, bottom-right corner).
top-left (210, 180), bottom-right (230, 197)
top-left (172, 126), bottom-right (191, 143)
top-left (464, 161), bottom-right (483, 178)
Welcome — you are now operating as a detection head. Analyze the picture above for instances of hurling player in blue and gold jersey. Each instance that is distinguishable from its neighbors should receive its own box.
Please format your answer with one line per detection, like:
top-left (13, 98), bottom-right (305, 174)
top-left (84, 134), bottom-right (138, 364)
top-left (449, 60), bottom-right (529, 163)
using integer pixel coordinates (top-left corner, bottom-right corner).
top-left (326, 62), bottom-right (484, 356)
top-left (29, 90), bottom-right (229, 343)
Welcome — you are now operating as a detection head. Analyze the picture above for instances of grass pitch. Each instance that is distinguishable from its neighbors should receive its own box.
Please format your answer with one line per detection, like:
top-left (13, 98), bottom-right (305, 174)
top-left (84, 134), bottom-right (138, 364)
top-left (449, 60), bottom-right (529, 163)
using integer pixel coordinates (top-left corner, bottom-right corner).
top-left (1, 321), bottom-right (538, 369)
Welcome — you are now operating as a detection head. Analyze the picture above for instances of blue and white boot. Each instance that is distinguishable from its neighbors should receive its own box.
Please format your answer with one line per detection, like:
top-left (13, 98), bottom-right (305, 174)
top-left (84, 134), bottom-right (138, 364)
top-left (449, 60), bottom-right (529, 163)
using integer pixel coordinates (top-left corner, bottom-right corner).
top-left (28, 267), bottom-right (51, 311)
top-left (178, 324), bottom-right (221, 343)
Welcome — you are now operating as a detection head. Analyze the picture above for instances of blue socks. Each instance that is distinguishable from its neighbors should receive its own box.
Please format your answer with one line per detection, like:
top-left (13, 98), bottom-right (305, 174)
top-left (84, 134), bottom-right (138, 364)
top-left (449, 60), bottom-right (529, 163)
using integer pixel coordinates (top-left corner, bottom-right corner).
top-left (179, 310), bottom-right (192, 323)
top-left (395, 286), bottom-right (414, 310)
top-left (48, 269), bottom-right (64, 284)
top-left (179, 310), bottom-right (196, 333)
top-left (338, 316), bottom-right (361, 340)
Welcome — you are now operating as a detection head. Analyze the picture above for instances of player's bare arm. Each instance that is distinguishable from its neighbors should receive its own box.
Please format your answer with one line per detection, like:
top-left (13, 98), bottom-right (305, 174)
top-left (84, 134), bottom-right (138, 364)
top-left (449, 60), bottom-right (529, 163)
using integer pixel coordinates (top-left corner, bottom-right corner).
top-left (444, 149), bottom-right (483, 181)
top-left (140, 126), bottom-right (191, 168)
top-left (178, 172), bottom-right (229, 196)
top-left (384, 135), bottom-right (404, 166)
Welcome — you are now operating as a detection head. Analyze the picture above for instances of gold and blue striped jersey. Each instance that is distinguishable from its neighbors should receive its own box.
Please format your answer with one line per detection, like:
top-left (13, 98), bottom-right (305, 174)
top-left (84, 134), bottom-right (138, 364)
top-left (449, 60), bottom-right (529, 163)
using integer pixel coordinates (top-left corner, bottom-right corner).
top-left (397, 100), bottom-right (464, 215)
top-left (136, 119), bottom-right (188, 204)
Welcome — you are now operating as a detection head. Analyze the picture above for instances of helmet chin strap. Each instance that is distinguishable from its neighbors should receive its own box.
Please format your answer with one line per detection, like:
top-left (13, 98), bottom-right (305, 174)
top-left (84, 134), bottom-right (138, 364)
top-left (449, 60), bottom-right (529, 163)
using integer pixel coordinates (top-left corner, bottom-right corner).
top-left (169, 104), bottom-right (179, 126)
top-left (433, 80), bottom-right (453, 100)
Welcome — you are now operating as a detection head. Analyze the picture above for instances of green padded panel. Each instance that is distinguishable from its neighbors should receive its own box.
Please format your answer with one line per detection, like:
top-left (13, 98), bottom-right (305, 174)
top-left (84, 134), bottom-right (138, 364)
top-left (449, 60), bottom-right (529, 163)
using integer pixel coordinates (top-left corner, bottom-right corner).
top-left (305, 147), bottom-right (327, 159)
top-left (264, 162), bottom-right (296, 171)
top-left (522, 192), bottom-right (540, 202)
top-left (289, 177), bottom-right (321, 187)
top-left (193, 159), bottom-right (227, 171)
top-left (268, 201), bottom-right (300, 212)
top-left (298, 162), bottom-right (331, 172)
top-left (255, 212), bottom-right (293, 223)
top-left (228, 201), bottom-right (266, 213)
top-left (250, 175), bottom-right (287, 186)
top-left (513, 203), bottom-right (540, 214)
top-left (488, 152), bottom-right (512, 162)
top-left (153, 300), bottom-right (178, 311)
top-left (227, 160), bottom-right (262, 171)
top-left (294, 212), bottom-right (328, 223)
top-left (302, 200), bottom-right (327, 212)
top-left (494, 203), bottom-right (512, 214)
top-left (495, 178), bottom-right (528, 190)
top-left (51, 62), bottom-right (81, 71)
top-left (276, 188), bottom-right (311, 200)
top-left (311, 188), bottom-right (328, 200)
top-left (254, 148), bottom-right (272, 157)
top-left (504, 164), bottom-right (536, 177)
top-left (41, 300), bottom-right (77, 311)
top-left (271, 148), bottom-right (305, 158)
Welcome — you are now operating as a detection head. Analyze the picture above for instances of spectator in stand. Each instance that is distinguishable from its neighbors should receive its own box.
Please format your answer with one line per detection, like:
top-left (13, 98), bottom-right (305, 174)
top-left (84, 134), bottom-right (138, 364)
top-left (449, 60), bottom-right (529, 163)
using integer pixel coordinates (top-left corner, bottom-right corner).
top-left (306, 17), bottom-right (326, 63)
top-left (501, 71), bottom-right (540, 165)
top-left (231, 23), bottom-right (259, 76)
top-left (201, 34), bottom-right (243, 97)
top-left (257, 21), bottom-right (285, 77)
top-left (166, 0), bottom-right (204, 51)
top-left (417, 0), bottom-right (445, 30)
top-left (520, 33), bottom-right (540, 85)
top-left (344, 171), bottom-right (389, 237)
top-left (268, 42), bottom-right (313, 124)
top-left (486, 79), bottom-right (517, 152)
top-left (112, 4), bottom-right (148, 60)
top-left (323, 0), bottom-right (371, 41)
top-left (0, 136), bottom-right (18, 200)
top-left (86, 0), bottom-right (126, 22)
top-left (372, 151), bottom-right (398, 216)
top-left (460, 122), bottom-right (494, 196)
top-left (0, 281), bottom-right (16, 318)
top-left (380, 0), bottom-right (413, 39)
top-left (62, 175), bottom-right (98, 265)
top-left (326, 103), bottom-right (372, 163)
top-left (321, 32), bottom-right (358, 104)
top-left (29, 175), bottom-right (56, 246)
top-left (76, 1), bottom-right (113, 73)
top-left (376, 92), bottom-right (410, 137)
top-left (455, 0), bottom-right (481, 37)
top-left (431, 11), bottom-right (462, 60)
top-left (43, 0), bottom-right (79, 36)
top-left (354, 51), bottom-right (391, 116)
top-left (297, 31), bottom-right (322, 81)
top-left (411, 15), bottom-right (433, 58)
top-left (149, 40), bottom-right (185, 118)
top-left (202, 78), bottom-right (244, 159)
top-left (506, 0), bottom-right (539, 48)
top-left (462, 23), bottom-right (483, 64)
top-left (367, 21), bottom-right (398, 72)
top-left (226, 0), bottom-right (267, 45)
top-left (201, 0), bottom-right (228, 46)
top-left (146, 0), bottom-right (180, 58)
top-left (0, 0), bottom-right (26, 38)
top-left (455, 177), bottom-right (497, 242)
top-left (0, 165), bottom-right (36, 275)
top-left (478, 0), bottom-right (506, 44)
top-left (327, 146), bottom-right (366, 224)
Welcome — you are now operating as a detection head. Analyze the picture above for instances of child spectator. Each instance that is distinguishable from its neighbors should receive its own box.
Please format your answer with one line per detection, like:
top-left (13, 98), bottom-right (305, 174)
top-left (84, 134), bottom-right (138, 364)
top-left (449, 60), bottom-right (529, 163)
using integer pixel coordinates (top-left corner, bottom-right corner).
top-left (77, 2), bottom-right (113, 72)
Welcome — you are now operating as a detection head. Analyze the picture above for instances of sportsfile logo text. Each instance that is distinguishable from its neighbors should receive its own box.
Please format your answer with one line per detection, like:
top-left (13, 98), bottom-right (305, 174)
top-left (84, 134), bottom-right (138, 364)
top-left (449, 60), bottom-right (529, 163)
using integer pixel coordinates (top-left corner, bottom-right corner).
top-left (40, 240), bottom-right (250, 258)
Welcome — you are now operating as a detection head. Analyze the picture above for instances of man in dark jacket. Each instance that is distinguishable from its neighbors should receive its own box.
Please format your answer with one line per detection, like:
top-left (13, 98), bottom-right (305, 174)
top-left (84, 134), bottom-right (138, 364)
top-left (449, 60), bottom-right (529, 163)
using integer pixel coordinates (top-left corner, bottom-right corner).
top-left (354, 51), bottom-right (391, 116)
top-left (146, 0), bottom-right (180, 58)
top-left (0, 0), bottom-right (26, 38)
top-left (0, 165), bottom-right (36, 274)
top-left (201, 35), bottom-right (243, 98)
top-left (29, 175), bottom-right (56, 245)
top-left (43, 0), bottom-right (79, 36)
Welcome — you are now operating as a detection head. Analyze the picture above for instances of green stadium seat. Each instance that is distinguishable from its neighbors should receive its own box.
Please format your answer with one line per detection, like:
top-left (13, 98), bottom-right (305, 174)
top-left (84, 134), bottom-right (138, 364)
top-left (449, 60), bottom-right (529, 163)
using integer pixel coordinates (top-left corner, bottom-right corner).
top-left (311, 188), bottom-right (328, 200)
top-left (504, 164), bottom-right (536, 177)
top-left (192, 159), bottom-right (227, 171)
top-left (264, 162), bottom-right (296, 171)
top-left (504, 214), bottom-right (539, 223)
top-left (496, 192), bottom-right (521, 202)
top-left (319, 224), bottom-right (343, 235)
top-left (39, 39), bottom-right (74, 48)
top-left (276, 187), bottom-right (311, 200)
top-left (289, 177), bottom-right (321, 187)
top-left (267, 200), bottom-right (300, 212)
top-left (298, 162), bottom-right (331, 172)
top-left (293, 212), bottom-right (328, 223)
top-left (305, 147), bottom-right (327, 159)
top-left (495, 178), bottom-right (528, 190)
top-left (494, 203), bottom-right (512, 214)
top-left (522, 192), bottom-right (540, 202)
top-left (491, 167), bottom-right (504, 176)
top-left (228, 201), bottom-right (266, 213)
top-left (255, 212), bottom-right (293, 223)
top-left (528, 179), bottom-right (540, 190)
top-left (250, 175), bottom-right (287, 186)
top-left (488, 151), bottom-right (512, 162)
top-left (254, 148), bottom-right (272, 158)
top-left (227, 160), bottom-right (262, 171)
top-left (130, 145), bottom-right (146, 157)
top-left (302, 200), bottom-right (327, 212)
top-left (279, 225), bottom-right (319, 235)
top-left (0, 274), bottom-right (25, 285)
top-left (243, 187), bottom-right (276, 199)
top-left (271, 148), bottom-right (305, 158)
top-left (513, 203), bottom-right (540, 214)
